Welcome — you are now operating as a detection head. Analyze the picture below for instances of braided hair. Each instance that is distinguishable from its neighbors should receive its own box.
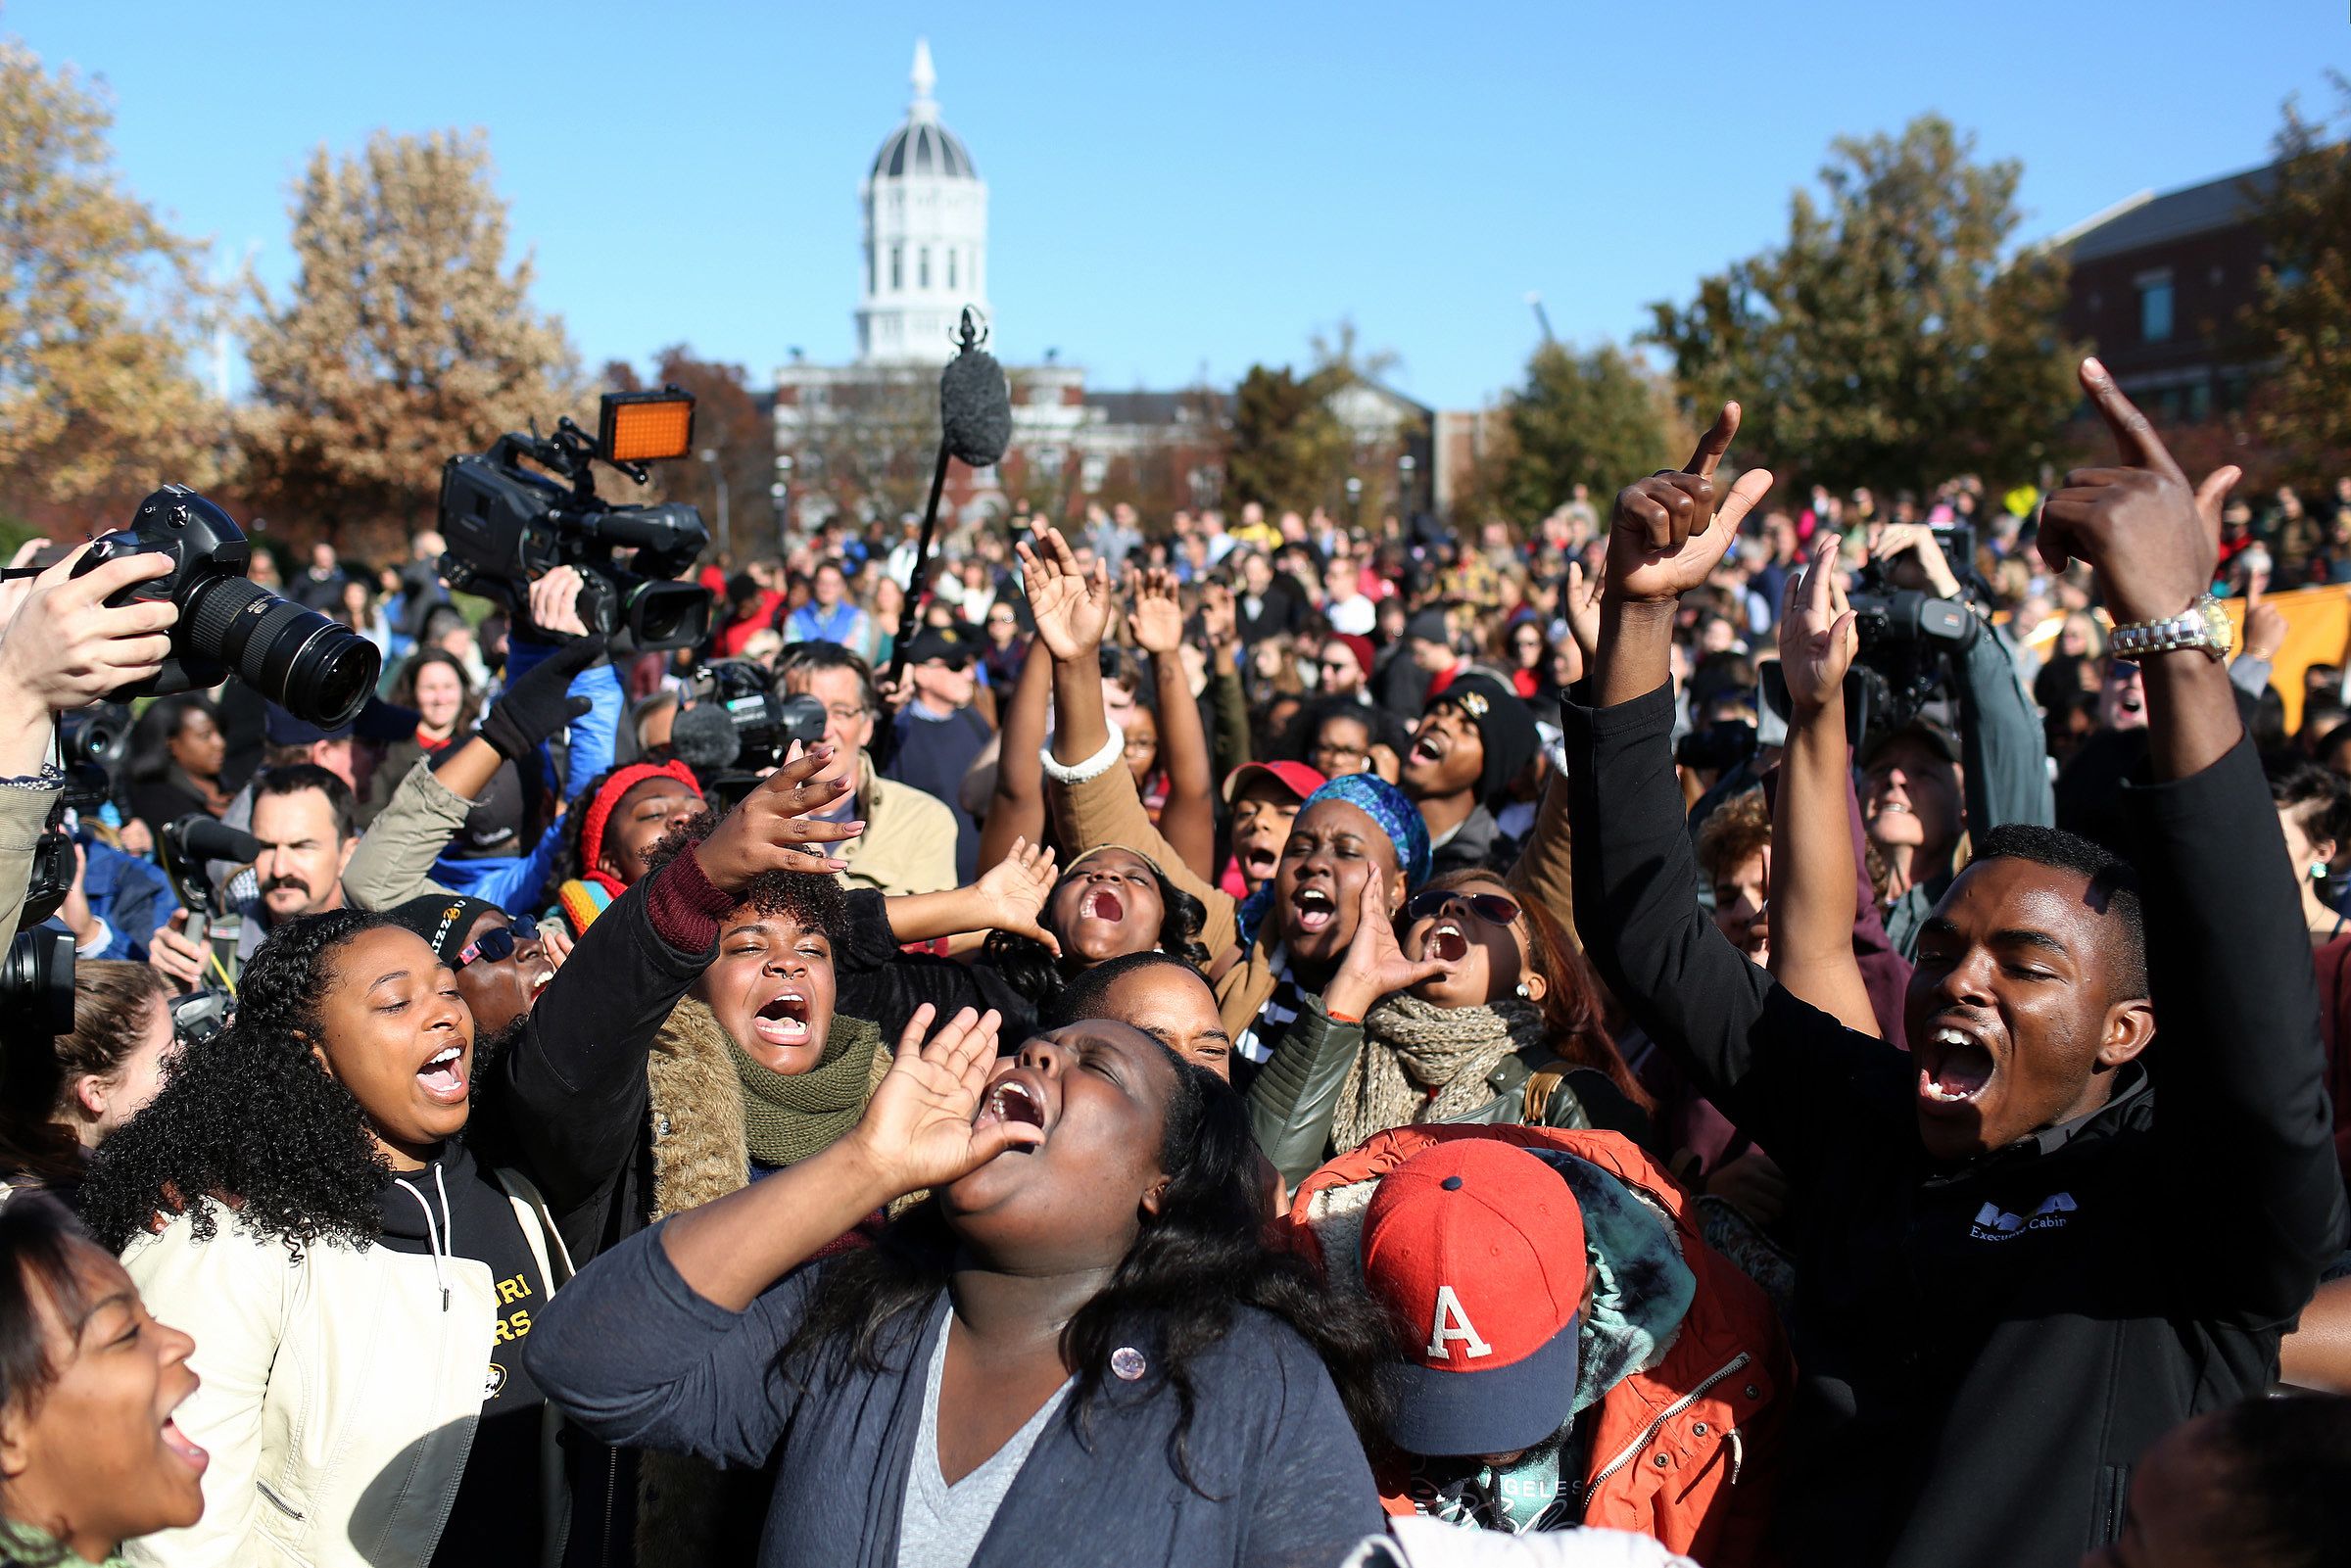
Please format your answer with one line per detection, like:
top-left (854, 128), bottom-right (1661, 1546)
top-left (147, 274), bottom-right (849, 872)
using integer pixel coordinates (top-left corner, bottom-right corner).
top-left (78, 911), bottom-right (395, 1257)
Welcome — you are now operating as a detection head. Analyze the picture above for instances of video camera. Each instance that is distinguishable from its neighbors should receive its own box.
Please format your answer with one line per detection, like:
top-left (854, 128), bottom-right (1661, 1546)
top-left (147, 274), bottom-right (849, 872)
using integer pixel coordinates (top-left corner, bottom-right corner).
top-left (437, 388), bottom-right (714, 652)
top-left (1847, 527), bottom-right (1985, 738)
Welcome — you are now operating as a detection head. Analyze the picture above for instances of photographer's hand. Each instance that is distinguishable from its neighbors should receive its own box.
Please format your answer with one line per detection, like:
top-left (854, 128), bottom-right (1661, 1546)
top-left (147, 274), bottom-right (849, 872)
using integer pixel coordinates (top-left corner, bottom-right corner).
top-left (0, 547), bottom-right (178, 776)
top-left (1874, 523), bottom-right (1962, 600)
top-left (147, 910), bottom-right (207, 992)
top-left (524, 566), bottom-right (593, 641)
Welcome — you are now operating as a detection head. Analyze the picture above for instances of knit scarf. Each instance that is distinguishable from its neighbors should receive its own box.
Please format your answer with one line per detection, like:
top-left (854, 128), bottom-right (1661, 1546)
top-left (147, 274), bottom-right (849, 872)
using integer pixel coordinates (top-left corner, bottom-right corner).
top-left (1329, 993), bottom-right (1548, 1155)
top-left (726, 1014), bottom-right (888, 1170)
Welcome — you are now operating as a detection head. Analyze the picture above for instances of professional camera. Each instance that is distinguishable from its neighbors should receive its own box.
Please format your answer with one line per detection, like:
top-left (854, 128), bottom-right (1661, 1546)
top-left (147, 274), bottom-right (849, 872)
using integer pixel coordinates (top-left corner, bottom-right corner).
top-left (437, 388), bottom-right (713, 652)
top-left (71, 488), bottom-right (382, 728)
top-left (686, 660), bottom-right (801, 775)
top-left (1846, 571), bottom-right (1982, 739)
top-left (168, 987), bottom-right (232, 1050)
top-left (0, 927), bottom-right (73, 1040)
top-left (57, 701), bottom-right (132, 813)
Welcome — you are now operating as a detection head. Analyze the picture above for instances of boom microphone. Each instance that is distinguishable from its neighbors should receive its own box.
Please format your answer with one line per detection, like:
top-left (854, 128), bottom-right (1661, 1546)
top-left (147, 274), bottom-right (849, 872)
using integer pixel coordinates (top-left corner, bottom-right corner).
top-left (668, 700), bottom-right (743, 777)
top-left (168, 815), bottom-right (263, 868)
top-left (891, 308), bottom-right (1009, 687)
top-left (940, 332), bottom-right (1010, 469)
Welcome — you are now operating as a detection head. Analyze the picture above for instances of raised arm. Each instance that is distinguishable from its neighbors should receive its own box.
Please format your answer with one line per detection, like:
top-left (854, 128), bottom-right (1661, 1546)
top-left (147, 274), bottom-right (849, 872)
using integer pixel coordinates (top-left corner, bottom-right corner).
top-left (977, 637), bottom-right (1053, 871)
top-left (2039, 358), bottom-right (2345, 1321)
top-left (1023, 530), bottom-right (1237, 955)
top-left (1768, 536), bottom-right (1884, 1035)
top-left (1131, 568), bottom-right (1218, 881)
top-left (1573, 405), bottom-right (1901, 1180)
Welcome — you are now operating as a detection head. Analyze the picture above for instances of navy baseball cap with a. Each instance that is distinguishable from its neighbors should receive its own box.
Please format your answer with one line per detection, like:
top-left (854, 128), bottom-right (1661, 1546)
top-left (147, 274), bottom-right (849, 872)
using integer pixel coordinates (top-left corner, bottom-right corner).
top-left (1359, 1139), bottom-right (1588, 1457)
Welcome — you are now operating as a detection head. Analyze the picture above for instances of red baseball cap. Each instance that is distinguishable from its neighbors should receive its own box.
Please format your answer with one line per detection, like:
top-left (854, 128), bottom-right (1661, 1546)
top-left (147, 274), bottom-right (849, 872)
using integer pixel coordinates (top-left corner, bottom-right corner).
top-left (1221, 759), bottom-right (1325, 805)
top-left (1360, 1139), bottom-right (1587, 1456)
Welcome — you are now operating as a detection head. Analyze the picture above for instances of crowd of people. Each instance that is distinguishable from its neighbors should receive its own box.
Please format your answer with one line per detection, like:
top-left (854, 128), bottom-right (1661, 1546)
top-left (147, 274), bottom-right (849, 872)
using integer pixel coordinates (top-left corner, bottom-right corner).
top-left (0, 357), bottom-right (2345, 1567)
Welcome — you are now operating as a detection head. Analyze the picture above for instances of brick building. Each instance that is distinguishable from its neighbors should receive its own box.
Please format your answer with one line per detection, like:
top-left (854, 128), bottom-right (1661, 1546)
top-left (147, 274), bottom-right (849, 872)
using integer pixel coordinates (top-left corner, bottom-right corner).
top-left (2058, 163), bottom-right (2274, 425)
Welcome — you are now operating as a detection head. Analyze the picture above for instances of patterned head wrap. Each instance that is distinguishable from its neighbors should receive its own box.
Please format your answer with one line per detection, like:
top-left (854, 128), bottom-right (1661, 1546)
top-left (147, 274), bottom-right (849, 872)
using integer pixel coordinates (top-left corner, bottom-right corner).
top-left (1302, 772), bottom-right (1431, 889)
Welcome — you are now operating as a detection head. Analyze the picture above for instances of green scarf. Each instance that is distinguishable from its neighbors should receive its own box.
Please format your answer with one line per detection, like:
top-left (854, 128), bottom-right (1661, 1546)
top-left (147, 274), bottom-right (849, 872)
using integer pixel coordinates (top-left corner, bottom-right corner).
top-left (0, 1521), bottom-right (132, 1567)
top-left (727, 1014), bottom-right (888, 1170)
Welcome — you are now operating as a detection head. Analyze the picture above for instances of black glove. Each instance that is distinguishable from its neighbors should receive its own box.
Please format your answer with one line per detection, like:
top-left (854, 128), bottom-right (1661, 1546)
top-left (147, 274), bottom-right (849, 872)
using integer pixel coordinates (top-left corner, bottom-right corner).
top-left (476, 634), bottom-right (607, 763)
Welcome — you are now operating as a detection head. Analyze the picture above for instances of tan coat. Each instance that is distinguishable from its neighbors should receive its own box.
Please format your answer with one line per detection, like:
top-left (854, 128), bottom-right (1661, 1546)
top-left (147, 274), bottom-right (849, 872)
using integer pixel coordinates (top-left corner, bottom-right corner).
top-left (837, 752), bottom-right (959, 898)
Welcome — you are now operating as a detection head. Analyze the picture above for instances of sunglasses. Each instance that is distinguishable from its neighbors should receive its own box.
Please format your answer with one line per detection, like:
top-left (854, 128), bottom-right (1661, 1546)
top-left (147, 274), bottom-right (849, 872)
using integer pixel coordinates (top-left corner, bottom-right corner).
top-left (456, 916), bottom-right (540, 971)
top-left (1404, 889), bottom-right (1520, 927)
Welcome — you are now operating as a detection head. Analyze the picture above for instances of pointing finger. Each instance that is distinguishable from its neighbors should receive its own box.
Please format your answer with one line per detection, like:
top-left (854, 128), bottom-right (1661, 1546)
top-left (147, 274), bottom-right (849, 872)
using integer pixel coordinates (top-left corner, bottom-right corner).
top-left (2080, 357), bottom-right (2183, 482)
top-left (1685, 403), bottom-right (1741, 479)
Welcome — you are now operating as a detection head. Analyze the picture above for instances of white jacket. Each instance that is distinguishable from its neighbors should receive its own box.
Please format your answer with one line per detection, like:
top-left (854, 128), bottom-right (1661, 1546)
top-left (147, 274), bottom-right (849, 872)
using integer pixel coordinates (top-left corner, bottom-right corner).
top-left (120, 1171), bottom-right (573, 1568)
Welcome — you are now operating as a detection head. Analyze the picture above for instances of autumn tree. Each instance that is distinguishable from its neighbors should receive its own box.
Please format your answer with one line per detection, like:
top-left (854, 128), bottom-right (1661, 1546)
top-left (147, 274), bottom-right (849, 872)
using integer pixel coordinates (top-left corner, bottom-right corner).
top-left (0, 38), bottom-right (220, 523)
top-left (1647, 115), bottom-right (2076, 494)
top-left (240, 129), bottom-right (578, 551)
top-left (1497, 342), bottom-right (1688, 523)
top-left (784, 370), bottom-right (938, 529)
top-left (2249, 76), bottom-right (2351, 464)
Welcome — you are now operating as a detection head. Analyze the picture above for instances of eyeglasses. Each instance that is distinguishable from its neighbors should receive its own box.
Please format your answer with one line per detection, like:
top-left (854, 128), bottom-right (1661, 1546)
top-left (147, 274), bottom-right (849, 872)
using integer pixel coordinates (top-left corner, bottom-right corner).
top-left (1318, 657), bottom-right (1359, 673)
top-left (1312, 742), bottom-right (1368, 766)
top-left (1404, 889), bottom-right (1520, 927)
top-left (456, 917), bottom-right (540, 971)
top-left (825, 704), bottom-right (870, 724)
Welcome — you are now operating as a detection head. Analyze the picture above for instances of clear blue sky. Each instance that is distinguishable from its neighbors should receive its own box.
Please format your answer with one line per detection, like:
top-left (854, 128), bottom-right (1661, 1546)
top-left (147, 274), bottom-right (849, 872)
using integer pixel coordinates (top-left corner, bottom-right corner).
top-left (9, 0), bottom-right (2344, 410)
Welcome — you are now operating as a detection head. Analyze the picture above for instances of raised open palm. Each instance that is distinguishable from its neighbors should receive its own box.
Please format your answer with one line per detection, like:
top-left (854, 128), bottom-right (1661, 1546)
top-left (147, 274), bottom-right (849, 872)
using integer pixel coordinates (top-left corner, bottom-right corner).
top-left (1605, 404), bottom-right (1775, 604)
top-left (1777, 534), bottom-right (1857, 715)
top-left (852, 1005), bottom-right (1035, 1196)
top-left (1015, 527), bottom-right (1113, 662)
top-left (1324, 878), bottom-right (1450, 1020)
top-left (975, 836), bottom-right (1061, 954)
top-left (1129, 567), bottom-right (1185, 654)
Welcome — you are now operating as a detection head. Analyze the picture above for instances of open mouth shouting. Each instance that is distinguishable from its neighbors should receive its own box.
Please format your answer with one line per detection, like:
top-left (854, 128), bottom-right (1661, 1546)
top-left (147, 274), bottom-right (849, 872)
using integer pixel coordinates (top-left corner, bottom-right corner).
top-left (161, 1407), bottom-right (210, 1476)
top-left (1916, 1022), bottom-right (1997, 1112)
top-left (1239, 843), bottom-right (1280, 883)
top-left (1082, 887), bottom-right (1126, 925)
top-left (1424, 921), bottom-right (1468, 965)
top-left (971, 1069), bottom-right (1051, 1151)
top-left (1410, 733), bottom-right (1448, 769)
top-left (1292, 885), bottom-right (1337, 934)
top-left (753, 990), bottom-right (813, 1051)
top-left (417, 1042), bottom-right (467, 1106)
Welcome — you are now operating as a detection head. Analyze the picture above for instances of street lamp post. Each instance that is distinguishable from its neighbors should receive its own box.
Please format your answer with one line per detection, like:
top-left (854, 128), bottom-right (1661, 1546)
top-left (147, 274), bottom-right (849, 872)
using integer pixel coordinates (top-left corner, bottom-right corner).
top-left (699, 448), bottom-right (732, 564)
top-left (773, 453), bottom-right (794, 560)
top-left (1398, 451), bottom-right (1417, 522)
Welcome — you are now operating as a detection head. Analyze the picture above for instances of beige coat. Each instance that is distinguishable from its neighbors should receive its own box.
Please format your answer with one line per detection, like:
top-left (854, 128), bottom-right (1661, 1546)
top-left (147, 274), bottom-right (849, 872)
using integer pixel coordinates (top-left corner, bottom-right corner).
top-left (121, 1179), bottom-right (573, 1568)
top-left (836, 752), bottom-right (959, 898)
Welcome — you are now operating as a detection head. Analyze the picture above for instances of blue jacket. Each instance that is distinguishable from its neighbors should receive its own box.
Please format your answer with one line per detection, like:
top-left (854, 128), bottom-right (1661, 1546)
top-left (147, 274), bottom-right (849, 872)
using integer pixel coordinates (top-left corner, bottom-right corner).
top-left (76, 836), bottom-right (174, 961)
top-left (528, 1221), bottom-right (1382, 1568)
top-left (426, 640), bottom-right (622, 917)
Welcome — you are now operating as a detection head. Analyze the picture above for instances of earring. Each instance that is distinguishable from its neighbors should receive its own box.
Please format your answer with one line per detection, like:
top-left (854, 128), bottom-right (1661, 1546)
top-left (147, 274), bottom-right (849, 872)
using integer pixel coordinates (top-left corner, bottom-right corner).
top-left (1514, 982), bottom-right (1532, 999)
top-left (2316, 862), bottom-right (2332, 881)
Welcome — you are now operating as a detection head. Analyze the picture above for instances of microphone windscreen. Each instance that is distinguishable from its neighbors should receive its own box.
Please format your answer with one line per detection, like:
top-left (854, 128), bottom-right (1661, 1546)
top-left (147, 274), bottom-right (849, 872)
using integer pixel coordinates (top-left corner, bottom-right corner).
top-left (940, 347), bottom-right (1011, 469)
top-left (669, 701), bottom-right (742, 775)
top-left (172, 815), bottom-right (263, 867)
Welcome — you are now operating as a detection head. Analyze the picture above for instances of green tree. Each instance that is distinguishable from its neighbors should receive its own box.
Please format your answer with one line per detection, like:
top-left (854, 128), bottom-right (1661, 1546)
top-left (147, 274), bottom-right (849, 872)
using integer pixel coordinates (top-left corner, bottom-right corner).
top-left (240, 129), bottom-right (578, 550)
top-left (1225, 364), bottom-right (1348, 515)
top-left (1497, 342), bottom-right (1688, 521)
top-left (1647, 115), bottom-right (2075, 493)
top-left (0, 38), bottom-right (220, 516)
top-left (2249, 75), bottom-right (2351, 463)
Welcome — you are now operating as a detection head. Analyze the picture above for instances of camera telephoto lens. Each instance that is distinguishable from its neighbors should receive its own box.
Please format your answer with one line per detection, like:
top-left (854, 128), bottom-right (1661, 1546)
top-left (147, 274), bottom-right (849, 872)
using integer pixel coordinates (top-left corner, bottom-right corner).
top-left (0, 928), bottom-right (75, 1040)
top-left (182, 576), bottom-right (381, 729)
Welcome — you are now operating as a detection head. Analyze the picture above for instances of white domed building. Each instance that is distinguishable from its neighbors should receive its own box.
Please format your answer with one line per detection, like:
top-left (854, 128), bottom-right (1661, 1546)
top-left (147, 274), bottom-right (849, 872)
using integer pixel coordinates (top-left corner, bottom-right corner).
top-left (771, 41), bottom-right (1248, 537)
top-left (856, 40), bottom-right (989, 365)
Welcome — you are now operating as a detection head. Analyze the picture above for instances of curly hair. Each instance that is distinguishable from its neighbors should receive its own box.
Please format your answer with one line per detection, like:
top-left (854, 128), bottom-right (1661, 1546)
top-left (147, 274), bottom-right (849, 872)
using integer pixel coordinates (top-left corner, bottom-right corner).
top-left (982, 855), bottom-right (1211, 1006)
top-left (78, 911), bottom-right (395, 1258)
top-left (781, 1045), bottom-right (1393, 1491)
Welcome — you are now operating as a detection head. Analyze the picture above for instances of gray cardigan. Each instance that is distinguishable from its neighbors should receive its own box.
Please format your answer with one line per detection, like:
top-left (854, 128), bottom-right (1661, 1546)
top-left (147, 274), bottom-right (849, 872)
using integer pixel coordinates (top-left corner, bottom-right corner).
top-left (526, 1220), bottom-right (1382, 1568)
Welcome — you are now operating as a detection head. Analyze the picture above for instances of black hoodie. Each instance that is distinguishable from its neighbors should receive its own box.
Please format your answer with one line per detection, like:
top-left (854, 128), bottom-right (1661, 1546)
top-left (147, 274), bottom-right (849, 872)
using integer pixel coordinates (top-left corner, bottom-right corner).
top-left (376, 1141), bottom-right (549, 1567)
top-left (1563, 683), bottom-right (2346, 1568)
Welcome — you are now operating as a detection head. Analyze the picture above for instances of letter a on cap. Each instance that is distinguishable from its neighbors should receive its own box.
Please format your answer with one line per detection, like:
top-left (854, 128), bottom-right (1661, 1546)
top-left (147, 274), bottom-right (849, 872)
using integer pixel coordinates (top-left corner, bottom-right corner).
top-left (1425, 1285), bottom-right (1493, 1362)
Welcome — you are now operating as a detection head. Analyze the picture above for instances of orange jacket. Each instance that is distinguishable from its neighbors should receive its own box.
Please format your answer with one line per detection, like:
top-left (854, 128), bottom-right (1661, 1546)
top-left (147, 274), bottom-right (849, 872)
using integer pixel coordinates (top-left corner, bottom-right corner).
top-left (1281, 1123), bottom-right (1793, 1567)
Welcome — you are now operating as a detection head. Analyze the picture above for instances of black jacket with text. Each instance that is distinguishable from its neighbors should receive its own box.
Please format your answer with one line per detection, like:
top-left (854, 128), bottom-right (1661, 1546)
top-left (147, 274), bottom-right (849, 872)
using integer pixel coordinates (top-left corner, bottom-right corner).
top-left (1562, 683), bottom-right (2344, 1568)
